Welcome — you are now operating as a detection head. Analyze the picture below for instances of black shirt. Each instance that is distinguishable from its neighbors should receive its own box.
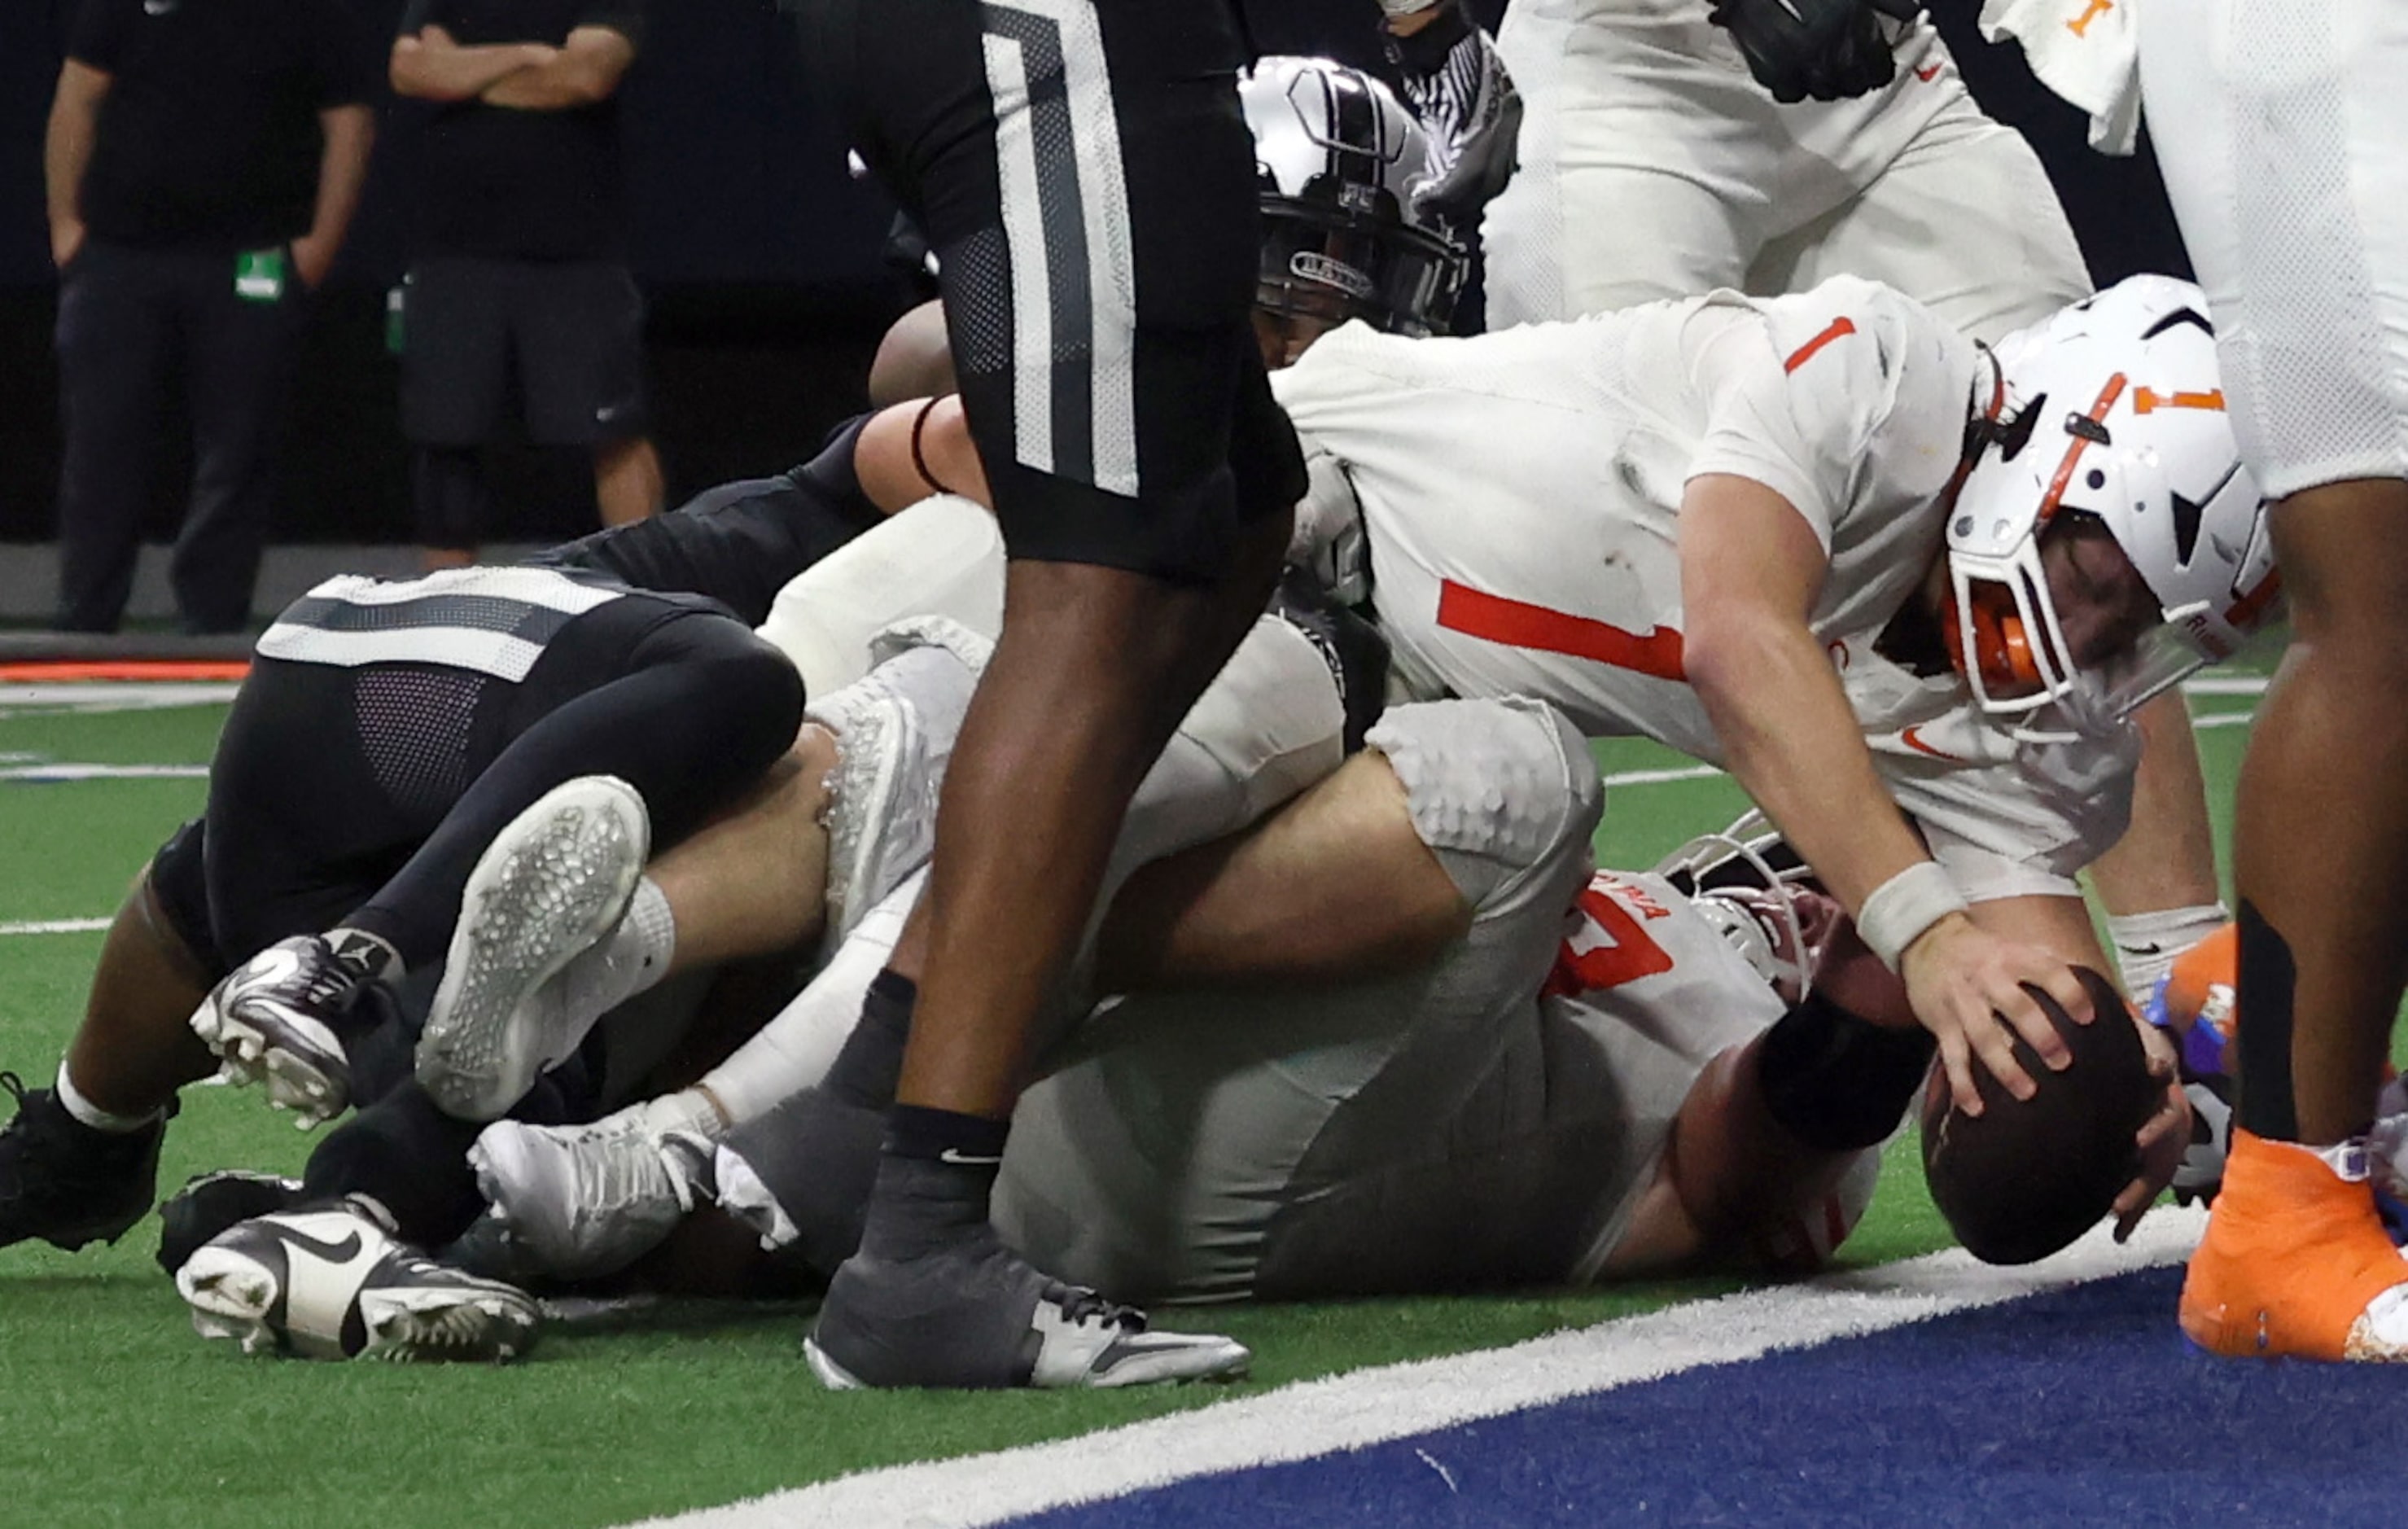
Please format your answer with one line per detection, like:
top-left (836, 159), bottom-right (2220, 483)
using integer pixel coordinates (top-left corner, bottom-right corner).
top-left (68, 0), bottom-right (379, 251)
top-left (536, 414), bottom-right (886, 628)
top-left (398, 0), bottom-right (643, 261)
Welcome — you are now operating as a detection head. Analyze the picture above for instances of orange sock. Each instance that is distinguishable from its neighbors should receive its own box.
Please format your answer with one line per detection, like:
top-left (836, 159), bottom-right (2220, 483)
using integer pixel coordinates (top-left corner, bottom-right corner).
top-left (2181, 1128), bottom-right (2408, 1360)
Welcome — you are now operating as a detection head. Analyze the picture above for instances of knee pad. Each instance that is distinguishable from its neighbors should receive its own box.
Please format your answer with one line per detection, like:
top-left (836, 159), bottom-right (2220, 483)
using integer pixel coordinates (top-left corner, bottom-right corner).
top-left (1368, 697), bottom-right (1600, 910)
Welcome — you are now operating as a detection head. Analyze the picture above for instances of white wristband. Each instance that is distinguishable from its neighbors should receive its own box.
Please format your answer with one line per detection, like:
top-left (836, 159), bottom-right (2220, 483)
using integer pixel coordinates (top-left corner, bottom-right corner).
top-left (2107, 902), bottom-right (2230, 995)
top-left (1858, 861), bottom-right (1969, 972)
top-left (1380, 0), bottom-right (1442, 16)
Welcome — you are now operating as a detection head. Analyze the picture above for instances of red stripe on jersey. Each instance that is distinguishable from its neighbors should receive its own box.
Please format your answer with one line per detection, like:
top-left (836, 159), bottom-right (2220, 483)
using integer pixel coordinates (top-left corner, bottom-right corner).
top-left (1783, 316), bottom-right (1857, 375)
top-left (1437, 580), bottom-right (1687, 681)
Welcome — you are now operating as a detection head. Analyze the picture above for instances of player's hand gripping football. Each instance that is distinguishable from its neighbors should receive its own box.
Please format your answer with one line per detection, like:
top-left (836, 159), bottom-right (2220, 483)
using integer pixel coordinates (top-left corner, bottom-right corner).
top-left (1900, 913), bottom-right (2092, 1114)
top-left (2111, 1017), bottom-right (2191, 1242)
top-left (1707, 0), bottom-right (1923, 105)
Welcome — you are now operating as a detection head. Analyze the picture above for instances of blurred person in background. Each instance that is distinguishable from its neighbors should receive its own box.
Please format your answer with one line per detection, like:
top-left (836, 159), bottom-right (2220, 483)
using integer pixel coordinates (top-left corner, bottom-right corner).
top-left (388, 0), bottom-right (660, 570)
top-left (45, 0), bottom-right (378, 634)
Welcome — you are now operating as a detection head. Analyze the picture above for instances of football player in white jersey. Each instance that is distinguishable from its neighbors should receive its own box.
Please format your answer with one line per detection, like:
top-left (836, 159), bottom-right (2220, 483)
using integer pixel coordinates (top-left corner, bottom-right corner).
top-left (1272, 271), bottom-right (2277, 1115)
top-left (458, 694), bottom-right (2167, 1305)
top-left (1465, 0), bottom-right (2235, 1015)
top-left (2137, 0), bottom-right (2408, 1363)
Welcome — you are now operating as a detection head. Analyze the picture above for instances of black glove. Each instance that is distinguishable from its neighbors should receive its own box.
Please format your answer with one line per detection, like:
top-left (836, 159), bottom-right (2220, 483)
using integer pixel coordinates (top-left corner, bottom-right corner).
top-left (1707, 0), bottom-right (1924, 105)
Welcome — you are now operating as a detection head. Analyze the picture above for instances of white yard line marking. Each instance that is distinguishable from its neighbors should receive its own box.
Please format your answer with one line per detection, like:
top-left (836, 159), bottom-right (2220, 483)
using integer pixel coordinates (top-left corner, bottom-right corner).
top-left (0, 764), bottom-right (208, 782)
top-left (619, 1209), bottom-right (2206, 1529)
top-left (0, 918), bottom-right (112, 936)
top-left (1600, 763), bottom-right (1726, 788)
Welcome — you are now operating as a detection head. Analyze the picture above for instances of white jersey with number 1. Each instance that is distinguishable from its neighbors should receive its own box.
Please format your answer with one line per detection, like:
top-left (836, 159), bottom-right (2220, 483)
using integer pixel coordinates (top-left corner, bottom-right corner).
top-left (1274, 276), bottom-right (2139, 900)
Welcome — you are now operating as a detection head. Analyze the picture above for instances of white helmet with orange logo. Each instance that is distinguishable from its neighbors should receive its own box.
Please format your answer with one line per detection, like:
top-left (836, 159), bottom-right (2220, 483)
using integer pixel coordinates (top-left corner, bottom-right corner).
top-left (1945, 275), bottom-right (2279, 725)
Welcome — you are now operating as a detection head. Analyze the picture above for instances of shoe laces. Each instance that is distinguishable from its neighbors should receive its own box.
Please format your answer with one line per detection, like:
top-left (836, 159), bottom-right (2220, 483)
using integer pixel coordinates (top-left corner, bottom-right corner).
top-left (1050, 1282), bottom-right (1146, 1334)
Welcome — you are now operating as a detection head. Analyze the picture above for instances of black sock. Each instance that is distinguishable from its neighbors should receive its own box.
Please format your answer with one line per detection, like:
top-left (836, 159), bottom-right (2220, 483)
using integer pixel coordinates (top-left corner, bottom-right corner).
top-left (2233, 898), bottom-right (2301, 1143)
top-left (825, 970), bottom-right (916, 1110)
top-left (858, 1103), bottom-right (1008, 1263)
top-left (301, 1082), bottom-right (485, 1247)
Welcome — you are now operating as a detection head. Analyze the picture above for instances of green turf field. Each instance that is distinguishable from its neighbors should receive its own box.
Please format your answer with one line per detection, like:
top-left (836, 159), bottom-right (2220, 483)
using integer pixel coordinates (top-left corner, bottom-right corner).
top-left (0, 678), bottom-right (2271, 1527)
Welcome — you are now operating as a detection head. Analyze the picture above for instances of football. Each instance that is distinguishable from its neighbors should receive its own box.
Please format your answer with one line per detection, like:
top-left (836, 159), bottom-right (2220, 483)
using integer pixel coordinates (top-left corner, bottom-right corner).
top-left (1920, 966), bottom-right (2156, 1265)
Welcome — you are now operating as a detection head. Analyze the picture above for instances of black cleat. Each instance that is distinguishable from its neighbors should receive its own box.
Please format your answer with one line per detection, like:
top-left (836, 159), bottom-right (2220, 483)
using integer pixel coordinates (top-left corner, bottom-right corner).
top-left (156, 1169), bottom-right (307, 1277)
top-left (0, 1071), bottom-right (169, 1252)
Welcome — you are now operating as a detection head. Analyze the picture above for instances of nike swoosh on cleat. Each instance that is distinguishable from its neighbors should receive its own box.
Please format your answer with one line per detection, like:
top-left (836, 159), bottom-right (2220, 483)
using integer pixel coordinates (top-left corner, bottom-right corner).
top-left (270, 1227), bottom-right (363, 1263)
top-left (936, 1148), bottom-right (1003, 1167)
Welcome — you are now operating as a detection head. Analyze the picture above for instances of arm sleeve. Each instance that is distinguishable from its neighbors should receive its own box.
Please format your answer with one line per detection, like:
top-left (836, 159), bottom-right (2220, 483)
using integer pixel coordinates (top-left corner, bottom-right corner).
top-left (576, 0), bottom-right (645, 51)
top-left (313, 0), bottom-right (383, 107)
top-left (65, 0), bottom-right (134, 72)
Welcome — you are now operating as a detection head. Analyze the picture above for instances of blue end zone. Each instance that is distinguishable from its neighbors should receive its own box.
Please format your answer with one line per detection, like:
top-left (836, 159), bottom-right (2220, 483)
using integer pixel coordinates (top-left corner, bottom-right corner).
top-left (1010, 1269), bottom-right (2406, 1527)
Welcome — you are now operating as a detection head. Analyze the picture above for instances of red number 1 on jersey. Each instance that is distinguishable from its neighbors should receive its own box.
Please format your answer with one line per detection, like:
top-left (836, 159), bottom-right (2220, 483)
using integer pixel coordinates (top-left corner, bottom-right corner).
top-left (1546, 882), bottom-right (1675, 997)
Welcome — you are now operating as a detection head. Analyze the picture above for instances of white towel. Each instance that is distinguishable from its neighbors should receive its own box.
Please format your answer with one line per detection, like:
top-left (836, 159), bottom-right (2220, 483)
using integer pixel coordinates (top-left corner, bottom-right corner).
top-left (1978, 0), bottom-right (2143, 156)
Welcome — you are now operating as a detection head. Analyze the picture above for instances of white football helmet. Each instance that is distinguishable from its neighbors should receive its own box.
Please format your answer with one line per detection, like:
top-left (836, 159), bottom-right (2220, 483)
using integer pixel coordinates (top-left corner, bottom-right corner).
top-left (1240, 56), bottom-right (1467, 340)
top-left (1655, 812), bottom-right (1820, 1005)
top-left (1945, 276), bottom-right (2280, 725)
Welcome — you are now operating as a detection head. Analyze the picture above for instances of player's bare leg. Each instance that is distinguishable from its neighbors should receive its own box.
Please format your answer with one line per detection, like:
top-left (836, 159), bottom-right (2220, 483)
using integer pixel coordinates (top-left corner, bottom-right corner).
top-left (2183, 480), bottom-right (2408, 1360)
top-left (593, 435), bottom-right (663, 528)
top-left (1090, 745), bottom-right (1471, 995)
top-left (0, 870), bottom-right (207, 1250)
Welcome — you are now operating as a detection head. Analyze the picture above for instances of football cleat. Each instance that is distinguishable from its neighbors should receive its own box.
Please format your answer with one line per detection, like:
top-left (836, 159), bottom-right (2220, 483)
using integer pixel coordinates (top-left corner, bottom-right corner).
top-left (415, 776), bottom-right (650, 1124)
top-left (190, 934), bottom-right (382, 1124)
top-left (0, 1072), bottom-right (168, 1252)
top-left (809, 617), bottom-right (989, 949)
top-left (2179, 1130), bottom-right (2408, 1362)
top-left (155, 1168), bottom-right (307, 1276)
top-left (177, 1199), bottom-right (541, 1362)
top-left (804, 1233), bottom-right (1250, 1391)
top-left (466, 1093), bottom-right (717, 1281)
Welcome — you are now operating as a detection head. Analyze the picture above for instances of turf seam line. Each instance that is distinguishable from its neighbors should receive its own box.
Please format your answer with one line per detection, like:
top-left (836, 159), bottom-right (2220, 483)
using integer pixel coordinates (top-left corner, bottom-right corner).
top-left (615, 1207), bottom-right (2206, 1529)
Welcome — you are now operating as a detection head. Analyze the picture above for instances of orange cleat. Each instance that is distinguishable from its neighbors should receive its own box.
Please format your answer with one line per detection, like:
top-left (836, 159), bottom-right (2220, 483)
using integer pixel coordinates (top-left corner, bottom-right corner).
top-left (2180, 1128), bottom-right (2408, 1360)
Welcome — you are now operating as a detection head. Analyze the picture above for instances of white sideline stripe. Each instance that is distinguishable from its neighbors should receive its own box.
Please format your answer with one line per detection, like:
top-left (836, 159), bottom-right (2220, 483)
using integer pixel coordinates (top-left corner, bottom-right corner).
top-left (619, 1207), bottom-right (2207, 1529)
top-left (0, 682), bottom-right (241, 714)
top-left (0, 918), bottom-right (112, 936)
top-left (0, 763), bottom-right (208, 782)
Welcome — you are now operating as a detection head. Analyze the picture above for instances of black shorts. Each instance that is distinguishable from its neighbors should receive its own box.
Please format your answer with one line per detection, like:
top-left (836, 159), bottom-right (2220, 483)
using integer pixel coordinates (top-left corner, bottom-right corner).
top-left (802, 0), bottom-right (1306, 585)
top-left (199, 577), bottom-right (731, 966)
top-left (398, 257), bottom-right (649, 448)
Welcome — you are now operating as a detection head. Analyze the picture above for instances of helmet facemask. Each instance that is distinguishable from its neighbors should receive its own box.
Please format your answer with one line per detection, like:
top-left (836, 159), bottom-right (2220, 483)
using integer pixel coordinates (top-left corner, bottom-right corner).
top-left (1655, 814), bottom-right (1822, 1005)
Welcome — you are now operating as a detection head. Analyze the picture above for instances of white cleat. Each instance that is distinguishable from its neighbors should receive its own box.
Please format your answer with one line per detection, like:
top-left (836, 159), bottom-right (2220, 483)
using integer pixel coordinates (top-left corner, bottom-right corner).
top-left (803, 1272), bottom-right (1252, 1391)
top-left (415, 776), bottom-right (650, 1124)
top-left (808, 617), bottom-right (989, 948)
top-left (177, 1200), bottom-right (540, 1362)
top-left (468, 1093), bottom-right (716, 1281)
